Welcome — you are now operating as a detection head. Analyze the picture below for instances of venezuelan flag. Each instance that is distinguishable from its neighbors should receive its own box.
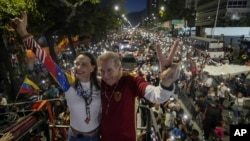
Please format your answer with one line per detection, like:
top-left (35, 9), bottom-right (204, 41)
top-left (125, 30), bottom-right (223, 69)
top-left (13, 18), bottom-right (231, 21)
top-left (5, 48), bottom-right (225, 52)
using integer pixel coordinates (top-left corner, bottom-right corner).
top-left (25, 38), bottom-right (70, 91)
top-left (45, 56), bottom-right (70, 91)
top-left (19, 77), bottom-right (40, 94)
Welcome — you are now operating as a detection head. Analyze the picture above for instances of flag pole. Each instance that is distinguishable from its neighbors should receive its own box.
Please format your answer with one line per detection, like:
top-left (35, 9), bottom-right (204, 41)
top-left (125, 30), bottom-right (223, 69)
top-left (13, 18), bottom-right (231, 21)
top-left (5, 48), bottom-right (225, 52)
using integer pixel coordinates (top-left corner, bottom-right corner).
top-left (15, 78), bottom-right (25, 103)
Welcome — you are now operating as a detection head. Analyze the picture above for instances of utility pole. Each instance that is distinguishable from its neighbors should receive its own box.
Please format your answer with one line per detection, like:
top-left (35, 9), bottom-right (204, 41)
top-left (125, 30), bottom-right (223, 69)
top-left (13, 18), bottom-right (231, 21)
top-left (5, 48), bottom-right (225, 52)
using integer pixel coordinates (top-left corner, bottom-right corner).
top-left (212, 0), bottom-right (220, 39)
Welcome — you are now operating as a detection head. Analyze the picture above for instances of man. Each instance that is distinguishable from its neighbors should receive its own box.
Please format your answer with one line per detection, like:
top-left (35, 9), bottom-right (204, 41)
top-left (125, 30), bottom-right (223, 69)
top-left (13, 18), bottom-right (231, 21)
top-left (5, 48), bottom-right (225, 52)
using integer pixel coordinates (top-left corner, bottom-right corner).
top-left (203, 74), bottom-right (214, 96)
top-left (217, 82), bottom-right (228, 107)
top-left (47, 84), bottom-right (59, 99)
top-left (202, 101), bottom-right (222, 141)
top-left (97, 40), bottom-right (180, 141)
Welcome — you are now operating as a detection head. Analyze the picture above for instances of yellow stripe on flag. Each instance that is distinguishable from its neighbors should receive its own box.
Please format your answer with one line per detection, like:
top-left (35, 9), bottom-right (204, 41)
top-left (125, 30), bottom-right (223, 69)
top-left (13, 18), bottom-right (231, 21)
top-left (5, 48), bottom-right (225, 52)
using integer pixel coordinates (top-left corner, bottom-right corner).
top-left (65, 72), bottom-right (75, 85)
top-left (24, 77), bottom-right (40, 90)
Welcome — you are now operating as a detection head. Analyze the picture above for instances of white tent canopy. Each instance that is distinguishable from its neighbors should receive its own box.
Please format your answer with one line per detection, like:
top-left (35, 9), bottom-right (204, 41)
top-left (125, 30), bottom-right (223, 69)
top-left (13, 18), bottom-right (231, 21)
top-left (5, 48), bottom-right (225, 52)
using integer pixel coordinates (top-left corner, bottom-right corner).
top-left (203, 64), bottom-right (250, 78)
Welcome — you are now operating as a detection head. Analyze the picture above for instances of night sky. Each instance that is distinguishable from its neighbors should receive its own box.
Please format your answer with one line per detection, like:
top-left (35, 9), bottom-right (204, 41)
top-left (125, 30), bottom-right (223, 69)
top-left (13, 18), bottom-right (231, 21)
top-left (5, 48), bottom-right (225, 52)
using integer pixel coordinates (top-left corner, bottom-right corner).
top-left (125, 0), bottom-right (146, 13)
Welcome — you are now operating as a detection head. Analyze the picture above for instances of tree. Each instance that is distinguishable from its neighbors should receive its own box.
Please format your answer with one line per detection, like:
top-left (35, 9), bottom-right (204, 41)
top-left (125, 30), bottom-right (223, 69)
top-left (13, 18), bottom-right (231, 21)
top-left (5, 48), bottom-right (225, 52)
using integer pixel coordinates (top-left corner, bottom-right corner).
top-left (0, 0), bottom-right (124, 100)
top-left (0, 0), bottom-right (38, 100)
top-left (164, 0), bottom-right (186, 20)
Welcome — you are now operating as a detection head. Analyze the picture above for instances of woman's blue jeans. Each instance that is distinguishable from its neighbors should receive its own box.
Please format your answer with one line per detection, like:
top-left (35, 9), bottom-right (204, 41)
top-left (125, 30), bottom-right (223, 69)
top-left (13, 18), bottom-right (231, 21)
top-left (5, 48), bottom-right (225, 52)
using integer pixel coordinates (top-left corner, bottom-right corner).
top-left (68, 128), bottom-right (100, 141)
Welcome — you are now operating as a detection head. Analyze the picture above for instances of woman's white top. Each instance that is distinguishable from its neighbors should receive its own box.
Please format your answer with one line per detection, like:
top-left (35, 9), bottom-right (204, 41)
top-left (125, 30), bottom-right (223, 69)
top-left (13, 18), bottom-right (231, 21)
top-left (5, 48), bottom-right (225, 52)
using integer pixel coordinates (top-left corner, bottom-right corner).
top-left (65, 82), bottom-right (101, 132)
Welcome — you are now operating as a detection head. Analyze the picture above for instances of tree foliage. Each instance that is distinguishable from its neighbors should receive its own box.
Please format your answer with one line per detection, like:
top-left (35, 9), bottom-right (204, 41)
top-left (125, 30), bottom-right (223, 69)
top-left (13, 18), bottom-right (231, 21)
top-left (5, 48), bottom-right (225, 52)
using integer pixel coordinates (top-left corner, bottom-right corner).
top-left (164, 0), bottom-right (186, 20)
top-left (0, 0), bottom-right (124, 100)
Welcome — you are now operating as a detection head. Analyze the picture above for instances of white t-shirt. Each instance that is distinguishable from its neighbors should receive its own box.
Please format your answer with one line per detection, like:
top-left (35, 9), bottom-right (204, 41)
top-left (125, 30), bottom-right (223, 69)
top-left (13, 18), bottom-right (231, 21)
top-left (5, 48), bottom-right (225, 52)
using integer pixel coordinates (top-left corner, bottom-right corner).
top-left (164, 109), bottom-right (176, 128)
top-left (217, 85), bottom-right (228, 98)
top-left (65, 82), bottom-right (101, 132)
top-left (205, 78), bottom-right (213, 87)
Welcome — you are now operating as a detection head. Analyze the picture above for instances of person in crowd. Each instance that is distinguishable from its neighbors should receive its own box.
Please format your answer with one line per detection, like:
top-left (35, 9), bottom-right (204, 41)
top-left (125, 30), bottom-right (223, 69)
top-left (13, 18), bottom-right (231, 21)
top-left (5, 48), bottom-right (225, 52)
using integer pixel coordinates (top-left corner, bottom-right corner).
top-left (53, 100), bottom-right (68, 141)
top-left (164, 98), bottom-right (177, 126)
top-left (47, 84), bottom-right (59, 99)
top-left (183, 68), bottom-right (193, 98)
top-left (151, 103), bottom-right (164, 120)
top-left (172, 122), bottom-right (187, 141)
top-left (97, 38), bottom-right (180, 141)
top-left (178, 69), bottom-right (186, 82)
top-left (237, 83), bottom-right (248, 97)
top-left (0, 93), bottom-right (7, 119)
top-left (151, 103), bottom-right (165, 140)
top-left (203, 74), bottom-right (214, 96)
top-left (245, 59), bottom-right (250, 66)
top-left (185, 129), bottom-right (200, 141)
top-left (213, 121), bottom-right (224, 141)
top-left (0, 132), bottom-right (14, 141)
top-left (217, 82), bottom-right (228, 107)
top-left (192, 95), bottom-right (207, 120)
top-left (229, 91), bottom-right (250, 120)
top-left (184, 68), bottom-right (192, 83)
top-left (206, 87), bottom-right (217, 102)
top-left (202, 101), bottom-right (223, 141)
top-left (189, 64), bottom-right (197, 78)
top-left (189, 77), bottom-right (200, 101)
top-left (11, 12), bottom-right (101, 141)
top-left (174, 103), bottom-right (185, 127)
top-left (196, 64), bottom-right (202, 76)
top-left (176, 80), bottom-right (184, 98)
top-left (240, 52), bottom-right (248, 64)
top-left (53, 100), bottom-right (66, 122)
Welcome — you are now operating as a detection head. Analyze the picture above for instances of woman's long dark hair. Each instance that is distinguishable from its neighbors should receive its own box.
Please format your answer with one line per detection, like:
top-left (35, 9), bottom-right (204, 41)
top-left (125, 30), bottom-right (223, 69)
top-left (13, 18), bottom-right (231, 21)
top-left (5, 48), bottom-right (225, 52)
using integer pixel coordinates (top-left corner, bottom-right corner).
top-left (74, 51), bottom-right (101, 90)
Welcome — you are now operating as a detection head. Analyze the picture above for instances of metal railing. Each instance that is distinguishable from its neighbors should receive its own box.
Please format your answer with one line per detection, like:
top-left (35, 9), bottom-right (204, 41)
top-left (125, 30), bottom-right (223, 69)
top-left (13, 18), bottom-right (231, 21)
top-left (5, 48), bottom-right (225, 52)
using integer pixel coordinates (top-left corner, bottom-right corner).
top-left (137, 105), bottom-right (162, 141)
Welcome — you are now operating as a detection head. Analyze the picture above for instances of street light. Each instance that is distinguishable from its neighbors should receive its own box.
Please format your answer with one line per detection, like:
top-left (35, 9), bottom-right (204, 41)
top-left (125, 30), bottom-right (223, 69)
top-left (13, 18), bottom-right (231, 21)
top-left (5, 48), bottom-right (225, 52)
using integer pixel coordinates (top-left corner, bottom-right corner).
top-left (160, 6), bottom-right (165, 11)
top-left (114, 5), bottom-right (119, 11)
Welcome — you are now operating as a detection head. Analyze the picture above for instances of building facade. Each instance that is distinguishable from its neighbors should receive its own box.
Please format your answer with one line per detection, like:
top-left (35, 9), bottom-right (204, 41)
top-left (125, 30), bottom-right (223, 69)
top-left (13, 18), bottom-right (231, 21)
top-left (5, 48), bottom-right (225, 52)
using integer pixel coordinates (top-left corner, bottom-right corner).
top-left (195, 0), bottom-right (250, 36)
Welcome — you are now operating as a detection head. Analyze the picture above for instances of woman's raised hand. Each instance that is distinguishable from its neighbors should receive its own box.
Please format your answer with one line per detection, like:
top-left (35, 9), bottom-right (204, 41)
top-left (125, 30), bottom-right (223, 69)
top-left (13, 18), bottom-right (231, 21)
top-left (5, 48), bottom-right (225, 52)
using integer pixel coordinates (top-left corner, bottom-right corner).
top-left (10, 11), bottom-right (29, 37)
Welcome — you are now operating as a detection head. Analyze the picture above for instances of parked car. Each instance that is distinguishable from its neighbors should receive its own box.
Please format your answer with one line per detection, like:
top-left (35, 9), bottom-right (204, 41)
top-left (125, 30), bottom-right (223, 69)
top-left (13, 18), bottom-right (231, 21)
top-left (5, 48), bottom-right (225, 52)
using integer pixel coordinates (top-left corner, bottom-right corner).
top-left (121, 53), bottom-right (137, 72)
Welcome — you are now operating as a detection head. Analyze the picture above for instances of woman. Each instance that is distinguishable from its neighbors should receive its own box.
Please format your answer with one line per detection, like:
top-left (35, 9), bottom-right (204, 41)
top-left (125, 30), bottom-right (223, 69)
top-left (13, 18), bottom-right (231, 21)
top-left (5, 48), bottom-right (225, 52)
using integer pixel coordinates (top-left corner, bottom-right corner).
top-left (172, 123), bottom-right (187, 140)
top-left (230, 91), bottom-right (250, 117)
top-left (206, 87), bottom-right (217, 101)
top-left (11, 12), bottom-right (101, 141)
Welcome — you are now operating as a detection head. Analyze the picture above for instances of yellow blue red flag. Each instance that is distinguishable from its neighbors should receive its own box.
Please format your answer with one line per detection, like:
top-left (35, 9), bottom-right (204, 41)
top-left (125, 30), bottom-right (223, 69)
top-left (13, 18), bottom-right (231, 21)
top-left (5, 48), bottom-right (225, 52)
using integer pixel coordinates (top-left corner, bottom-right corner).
top-left (19, 77), bottom-right (40, 94)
